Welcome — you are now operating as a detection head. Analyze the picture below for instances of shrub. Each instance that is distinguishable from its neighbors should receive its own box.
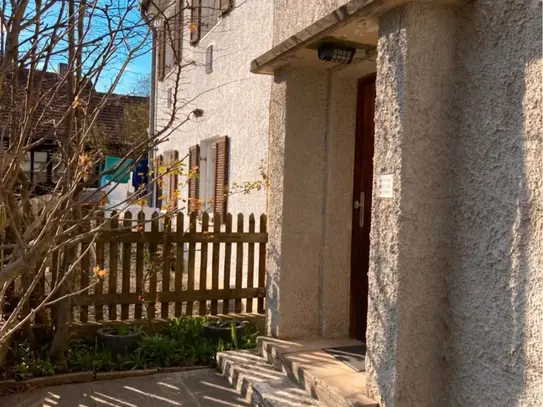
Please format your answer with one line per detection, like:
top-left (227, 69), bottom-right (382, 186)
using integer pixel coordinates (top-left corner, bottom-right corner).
top-left (9, 340), bottom-right (59, 379)
top-left (164, 317), bottom-right (207, 343)
top-left (136, 335), bottom-right (177, 368)
top-left (66, 340), bottom-right (116, 373)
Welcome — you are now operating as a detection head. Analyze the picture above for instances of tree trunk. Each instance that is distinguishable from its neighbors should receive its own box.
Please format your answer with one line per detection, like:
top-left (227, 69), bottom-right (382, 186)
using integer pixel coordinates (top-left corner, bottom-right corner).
top-left (0, 334), bottom-right (12, 370)
top-left (48, 247), bottom-right (73, 369)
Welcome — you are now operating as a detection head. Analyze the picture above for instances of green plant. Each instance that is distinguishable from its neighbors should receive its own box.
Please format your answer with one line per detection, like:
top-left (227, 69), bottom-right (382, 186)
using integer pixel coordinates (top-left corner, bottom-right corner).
top-left (231, 322), bottom-right (239, 349)
top-left (241, 323), bottom-right (259, 349)
top-left (176, 338), bottom-right (218, 366)
top-left (66, 342), bottom-right (116, 373)
top-left (116, 352), bottom-right (146, 371)
top-left (164, 317), bottom-right (207, 343)
top-left (8, 340), bottom-right (60, 379)
top-left (111, 325), bottom-right (139, 336)
top-left (136, 335), bottom-right (177, 367)
top-left (13, 358), bottom-right (58, 379)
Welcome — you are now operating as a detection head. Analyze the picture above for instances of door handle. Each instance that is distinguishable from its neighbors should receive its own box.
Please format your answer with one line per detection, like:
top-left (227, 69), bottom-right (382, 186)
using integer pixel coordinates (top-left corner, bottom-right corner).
top-left (359, 191), bottom-right (364, 228)
top-left (353, 192), bottom-right (365, 228)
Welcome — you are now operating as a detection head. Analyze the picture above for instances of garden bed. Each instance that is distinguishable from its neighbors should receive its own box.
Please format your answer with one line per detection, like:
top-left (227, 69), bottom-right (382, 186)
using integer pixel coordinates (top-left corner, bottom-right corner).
top-left (0, 317), bottom-right (258, 395)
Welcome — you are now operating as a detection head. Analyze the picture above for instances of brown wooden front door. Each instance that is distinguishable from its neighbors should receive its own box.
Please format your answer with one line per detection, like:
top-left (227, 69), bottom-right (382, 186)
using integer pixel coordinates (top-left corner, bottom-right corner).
top-left (350, 75), bottom-right (376, 342)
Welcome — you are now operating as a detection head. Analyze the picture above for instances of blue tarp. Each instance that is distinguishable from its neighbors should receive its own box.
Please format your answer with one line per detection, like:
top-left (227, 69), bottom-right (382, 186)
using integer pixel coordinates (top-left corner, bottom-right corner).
top-left (101, 156), bottom-right (133, 185)
top-left (132, 158), bottom-right (149, 193)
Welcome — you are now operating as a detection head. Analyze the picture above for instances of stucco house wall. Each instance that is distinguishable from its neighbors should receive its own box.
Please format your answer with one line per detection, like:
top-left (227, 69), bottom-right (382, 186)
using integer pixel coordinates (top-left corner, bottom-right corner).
top-left (271, 0), bottom-right (349, 45)
top-left (262, 0), bottom-right (541, 406)
top-left (147, 0), bottom-right (273, 308)
top-left (448, 1), bottom-right (542, 406)
top-left (155, 0), bottom-right (273, 217)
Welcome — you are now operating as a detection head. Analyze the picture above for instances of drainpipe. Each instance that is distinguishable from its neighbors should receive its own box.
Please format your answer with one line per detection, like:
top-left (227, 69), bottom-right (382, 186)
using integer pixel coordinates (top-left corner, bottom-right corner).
top-left (140, 1), bottom-right (157, 208)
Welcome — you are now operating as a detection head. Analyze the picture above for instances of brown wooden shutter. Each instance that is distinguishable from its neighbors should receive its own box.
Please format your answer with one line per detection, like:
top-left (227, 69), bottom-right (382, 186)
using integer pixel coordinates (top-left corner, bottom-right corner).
top-left (157, 27), bottom-right (166, 81)
top-left (190, 0), bottom-right (201, 44)
top-left (214, 136), bottom-right (229, 220)
top-left (172, 150), bottom-right (179, 209)
top-left (188, 145), bottom-right (200, 213)
top-left (173, 0), bottom-right (182, 63)
top-left (156, 154), bottom-right (164, 209)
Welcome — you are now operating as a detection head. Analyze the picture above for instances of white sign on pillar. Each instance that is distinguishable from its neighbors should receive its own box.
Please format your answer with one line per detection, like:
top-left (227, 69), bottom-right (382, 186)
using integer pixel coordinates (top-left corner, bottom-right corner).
top-left (378, 174), bottom-right (394, 198)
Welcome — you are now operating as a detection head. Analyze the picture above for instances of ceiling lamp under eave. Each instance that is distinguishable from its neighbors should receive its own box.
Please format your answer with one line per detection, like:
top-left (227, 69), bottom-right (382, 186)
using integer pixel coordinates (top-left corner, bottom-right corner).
top-left (317, 43), bottom-right (356, 64)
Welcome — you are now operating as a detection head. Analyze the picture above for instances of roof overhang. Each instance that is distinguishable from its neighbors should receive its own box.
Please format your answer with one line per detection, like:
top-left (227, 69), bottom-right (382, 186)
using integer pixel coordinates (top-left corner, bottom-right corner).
top-left (251, 0), bottom-right (465, 75)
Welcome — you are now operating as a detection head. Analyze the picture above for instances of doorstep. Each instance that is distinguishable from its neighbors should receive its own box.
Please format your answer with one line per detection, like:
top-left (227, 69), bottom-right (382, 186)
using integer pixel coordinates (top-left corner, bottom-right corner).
top-left (259, 337), bottom-right (378, 407)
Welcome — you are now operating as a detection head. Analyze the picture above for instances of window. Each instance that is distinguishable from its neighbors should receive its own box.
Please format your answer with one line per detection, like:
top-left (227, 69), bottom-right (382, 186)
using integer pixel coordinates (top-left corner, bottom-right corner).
top-left (199, 138), bottom-right (217, 211)
top-left (33, 152), bottom-right (48, 183)
top-left (205, 45), bottom-right (213, 74)
top-left (190, 0), bottom-right (232, 44)
top-left (22, 151), bottom-right (50, 184)
top-left (188, 136), bottom-right (229, 220)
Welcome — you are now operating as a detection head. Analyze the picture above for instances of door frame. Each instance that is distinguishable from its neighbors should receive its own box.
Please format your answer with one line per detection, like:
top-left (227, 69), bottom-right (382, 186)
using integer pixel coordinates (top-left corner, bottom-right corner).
top-left (349, 74), bottom-right (376, 341)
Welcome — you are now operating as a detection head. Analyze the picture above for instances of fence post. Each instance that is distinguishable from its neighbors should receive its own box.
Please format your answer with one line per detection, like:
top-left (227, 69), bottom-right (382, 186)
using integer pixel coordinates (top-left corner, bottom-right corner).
top-left (134, 211), bottom-right (145, 319)
top-left (210, 213), bottom-right (221, 315)
top-left (95, 211), bottom-right (105, 322)
top-left (121, 211), bottom-right (132, 320)
top-left (108, 212), bottom-right (119, 320)
top-left (147, 212), bottom-right (159, 319)
top-left (235, 214), bottom-right (244, 313)
top-left (161, 214), bottom-right (172, 318)
top-left (222, 213), bottom-right (232, 315)
top-left (186, 212), bottom-right (197, 315)
top-left (174, 212), bottom-right (184, 316)
top-left (79, 226), bottom-right (90, 323)
top-left (258, 214), bottom-right (267, 314)
top-left (247, 214), bottom-right (255, 313)
top-left (199, 212), bottom-right (209, 316)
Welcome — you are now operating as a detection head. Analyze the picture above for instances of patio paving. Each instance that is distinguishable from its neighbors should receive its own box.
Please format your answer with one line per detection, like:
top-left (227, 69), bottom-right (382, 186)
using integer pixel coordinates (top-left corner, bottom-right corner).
top-left (0, 369), bottom-right (250, 407)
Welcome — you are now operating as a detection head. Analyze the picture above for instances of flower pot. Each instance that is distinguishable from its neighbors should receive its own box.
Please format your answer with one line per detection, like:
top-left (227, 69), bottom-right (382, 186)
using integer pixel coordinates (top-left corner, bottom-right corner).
top-left (203, 321), bottom-right (245, 343)
top-left (96, 327), bottom-right (142, 355)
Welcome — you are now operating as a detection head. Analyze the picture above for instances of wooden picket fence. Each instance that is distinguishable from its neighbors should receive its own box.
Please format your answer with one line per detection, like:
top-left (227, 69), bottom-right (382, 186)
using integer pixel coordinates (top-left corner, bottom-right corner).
top-left (4, 211), bottom-right (267, 325)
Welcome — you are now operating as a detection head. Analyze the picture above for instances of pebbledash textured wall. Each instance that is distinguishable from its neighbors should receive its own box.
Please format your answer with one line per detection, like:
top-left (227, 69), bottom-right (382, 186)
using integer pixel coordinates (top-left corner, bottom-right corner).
top-left (368, 1), bottom-right (542, 407)
top-left (155, 0), bottom-right (273, 217)
top-left (271, 0), bottom-right (348, 45)
top-left (449, 0), bottom-right (542, 406)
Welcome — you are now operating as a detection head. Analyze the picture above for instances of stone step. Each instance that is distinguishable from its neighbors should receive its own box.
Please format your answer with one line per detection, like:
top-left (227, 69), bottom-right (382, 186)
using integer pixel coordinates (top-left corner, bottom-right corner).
top-left (217, 349), bottom-right (326, 407)
top-left (258, 337), bottom-right (379, 407)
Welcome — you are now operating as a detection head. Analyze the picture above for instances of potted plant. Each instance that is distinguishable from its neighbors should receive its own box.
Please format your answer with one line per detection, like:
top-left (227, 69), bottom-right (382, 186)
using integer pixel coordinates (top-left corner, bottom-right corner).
top-left (96, 325), bottom-right (142, 355)
top-left (203, 320), bottom-right (246, 344)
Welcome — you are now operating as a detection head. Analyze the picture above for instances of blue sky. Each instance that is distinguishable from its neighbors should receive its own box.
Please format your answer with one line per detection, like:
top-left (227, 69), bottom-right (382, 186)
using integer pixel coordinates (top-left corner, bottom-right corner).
top-left (84, 6), bottom-right (152, 95)
top-left (15, 0), bottom-right (152, 95)
top-left (95, 49), bottom-right (151, 95)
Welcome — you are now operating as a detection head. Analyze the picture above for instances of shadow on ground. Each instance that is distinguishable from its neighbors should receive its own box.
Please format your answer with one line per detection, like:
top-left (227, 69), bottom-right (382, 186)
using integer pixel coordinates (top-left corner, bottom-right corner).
top-left (1, 369), bottom-right (249, 407)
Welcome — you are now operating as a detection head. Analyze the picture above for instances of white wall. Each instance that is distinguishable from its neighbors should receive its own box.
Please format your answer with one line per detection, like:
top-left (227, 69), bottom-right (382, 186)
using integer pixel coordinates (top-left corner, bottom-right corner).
top-left (154, 0), bottom-right (274, 218)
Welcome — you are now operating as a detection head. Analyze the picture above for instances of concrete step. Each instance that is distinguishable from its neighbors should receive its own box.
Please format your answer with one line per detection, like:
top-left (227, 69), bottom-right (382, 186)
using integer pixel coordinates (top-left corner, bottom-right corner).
top-left (217, 349), bottom-right (326, 407)
top-left (258, 337), bottom-right (379, 407)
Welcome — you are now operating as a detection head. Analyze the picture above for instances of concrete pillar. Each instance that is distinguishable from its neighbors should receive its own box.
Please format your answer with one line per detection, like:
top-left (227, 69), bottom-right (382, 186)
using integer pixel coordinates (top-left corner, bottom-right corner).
top-left (266, 68), bottom-right (329, 339)
top-left (366, 3), bottom-right (457, 407)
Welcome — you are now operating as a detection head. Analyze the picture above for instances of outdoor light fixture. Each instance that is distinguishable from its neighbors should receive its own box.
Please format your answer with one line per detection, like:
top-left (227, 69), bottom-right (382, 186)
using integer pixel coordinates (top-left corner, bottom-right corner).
top-left (317, 43), bottom-right (356, 64)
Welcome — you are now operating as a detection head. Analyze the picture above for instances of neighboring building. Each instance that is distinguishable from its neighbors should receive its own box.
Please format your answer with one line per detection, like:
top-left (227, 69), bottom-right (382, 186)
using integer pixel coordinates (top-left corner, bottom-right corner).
top-left (143, 0), bottom-right (272, 218)
top-left (0, 66), bottom-right (148, 196)
top-left (144, 0), bottom-right (542, 406)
